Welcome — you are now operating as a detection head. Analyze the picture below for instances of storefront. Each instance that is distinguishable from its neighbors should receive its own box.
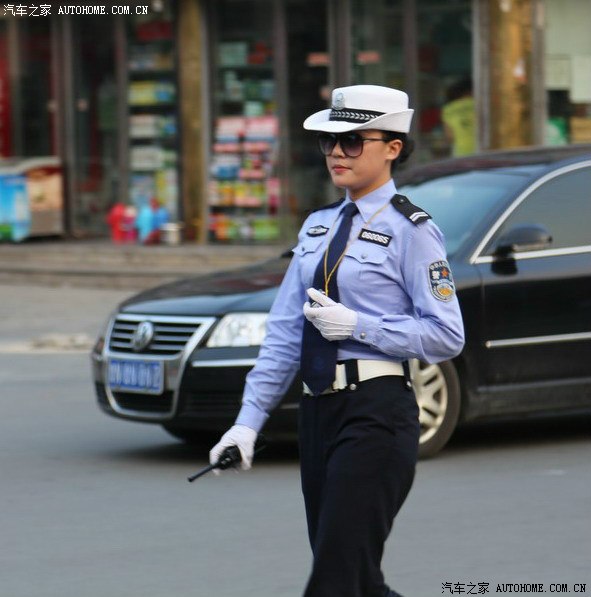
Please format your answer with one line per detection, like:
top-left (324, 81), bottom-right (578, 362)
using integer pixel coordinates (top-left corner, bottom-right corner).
top-left (0, 13), bottom-right (64, 239)
top-left (56, 2), bottom-right (180, 236)
top-left (1, 0), bottom-right (590, 245)
top-left (1, 2), bottom-right (180, 239)
top-left (202, 0), bottom-right (475, 243)
top-left (544, 0), bottom-right (591, 146)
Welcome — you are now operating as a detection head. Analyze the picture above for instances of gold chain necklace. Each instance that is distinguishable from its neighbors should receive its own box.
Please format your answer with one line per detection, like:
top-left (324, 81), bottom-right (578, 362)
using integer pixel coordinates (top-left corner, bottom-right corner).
top-left (322, 199), bottom-right (391, 296)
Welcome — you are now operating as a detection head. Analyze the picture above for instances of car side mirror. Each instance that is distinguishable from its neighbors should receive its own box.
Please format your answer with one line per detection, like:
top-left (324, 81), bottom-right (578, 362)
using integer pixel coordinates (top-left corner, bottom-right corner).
top-left (494, 224), bottom-right (552, 257)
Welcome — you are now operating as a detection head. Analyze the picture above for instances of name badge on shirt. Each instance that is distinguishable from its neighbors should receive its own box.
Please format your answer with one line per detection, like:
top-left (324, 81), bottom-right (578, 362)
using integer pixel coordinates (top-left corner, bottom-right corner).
top-left (358, 228), bottom-right (392, 247)
top-left (307, 225), bottom-right (329, 237)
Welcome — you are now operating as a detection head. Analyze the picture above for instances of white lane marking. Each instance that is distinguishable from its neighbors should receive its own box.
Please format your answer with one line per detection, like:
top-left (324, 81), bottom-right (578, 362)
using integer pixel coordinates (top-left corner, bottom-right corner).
top-left (0, 334), bottom-right (94, 354)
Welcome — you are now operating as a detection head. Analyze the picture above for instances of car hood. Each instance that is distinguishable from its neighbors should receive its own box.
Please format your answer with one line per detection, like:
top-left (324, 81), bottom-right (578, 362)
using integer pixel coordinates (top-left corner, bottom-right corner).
top-left (120, 256), bottom-right (290, 316)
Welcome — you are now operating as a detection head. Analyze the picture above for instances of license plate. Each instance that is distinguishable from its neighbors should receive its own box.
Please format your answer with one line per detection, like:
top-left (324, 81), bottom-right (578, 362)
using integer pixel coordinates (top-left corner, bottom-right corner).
top-left (108, 359), bottom-right (164, 395)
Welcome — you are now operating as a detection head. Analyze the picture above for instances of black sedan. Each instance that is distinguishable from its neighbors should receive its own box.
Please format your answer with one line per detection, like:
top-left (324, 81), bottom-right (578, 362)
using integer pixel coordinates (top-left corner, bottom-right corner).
top-left (91, 145), bottom-right (591, 457)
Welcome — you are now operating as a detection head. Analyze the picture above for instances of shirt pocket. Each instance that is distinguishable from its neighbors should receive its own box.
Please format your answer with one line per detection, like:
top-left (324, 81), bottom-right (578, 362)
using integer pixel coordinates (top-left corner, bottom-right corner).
top-left (345, 243), bottom-right (389, 277)
top-left (293, 236), bottom-right (325, 287)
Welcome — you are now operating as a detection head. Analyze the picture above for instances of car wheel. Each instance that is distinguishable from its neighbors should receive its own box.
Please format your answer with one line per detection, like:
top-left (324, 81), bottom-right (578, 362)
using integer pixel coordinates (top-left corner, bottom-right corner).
top-left (409, 359), bottom-right (461, 459)
top-left (162, 425), bottom-right (218, 446)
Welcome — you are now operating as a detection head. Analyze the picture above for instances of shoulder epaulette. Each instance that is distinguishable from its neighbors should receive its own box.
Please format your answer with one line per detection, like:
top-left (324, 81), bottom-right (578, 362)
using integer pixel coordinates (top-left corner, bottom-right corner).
top-left (390, 194), bottom-right (431, 225)
top-left (309, 197), bottom-right (345, 214)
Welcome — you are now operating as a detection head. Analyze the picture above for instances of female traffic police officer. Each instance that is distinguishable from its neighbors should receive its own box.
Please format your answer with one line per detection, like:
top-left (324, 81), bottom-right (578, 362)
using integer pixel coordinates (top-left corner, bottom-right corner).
top-left (210, 85), bottom-right (465, 597)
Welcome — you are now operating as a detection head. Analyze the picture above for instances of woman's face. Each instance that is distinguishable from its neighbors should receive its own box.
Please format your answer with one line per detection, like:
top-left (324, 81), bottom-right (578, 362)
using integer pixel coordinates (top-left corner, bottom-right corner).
top-left (324, 129), bottom-right (402, 200)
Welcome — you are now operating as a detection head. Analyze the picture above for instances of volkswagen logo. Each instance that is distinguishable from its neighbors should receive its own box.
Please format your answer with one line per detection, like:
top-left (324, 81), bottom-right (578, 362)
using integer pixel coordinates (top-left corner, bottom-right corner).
top-left (131, 321), bottom-right (154, 352)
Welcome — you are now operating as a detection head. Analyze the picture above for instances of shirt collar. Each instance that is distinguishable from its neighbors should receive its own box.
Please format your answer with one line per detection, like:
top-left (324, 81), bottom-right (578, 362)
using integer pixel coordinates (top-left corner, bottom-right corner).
top-left (343, 179), bottom-right (397, 223)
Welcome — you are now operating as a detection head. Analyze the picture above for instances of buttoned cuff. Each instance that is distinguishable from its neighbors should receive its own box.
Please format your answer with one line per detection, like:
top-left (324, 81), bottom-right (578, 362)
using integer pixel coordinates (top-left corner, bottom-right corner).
top-left (352, 312), bottom-right (381, 345)
top-left (234, 402), bottom-right (269, 433)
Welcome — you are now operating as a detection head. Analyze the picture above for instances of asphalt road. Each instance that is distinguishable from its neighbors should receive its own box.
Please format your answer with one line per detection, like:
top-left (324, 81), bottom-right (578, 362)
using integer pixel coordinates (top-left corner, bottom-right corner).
top-left (1, 283), bottom-right (590, 597)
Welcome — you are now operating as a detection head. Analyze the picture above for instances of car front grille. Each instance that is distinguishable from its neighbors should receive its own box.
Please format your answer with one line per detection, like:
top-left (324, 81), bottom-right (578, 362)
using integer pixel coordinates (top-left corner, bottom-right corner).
top-left (113, 390), bottom-right (174, 413)
top-left (95, 383), bottom-right (173, 414)
top-left (178, 392), bottom-right (242, 416)
top-left (108, 315), bottom-right (214, 356)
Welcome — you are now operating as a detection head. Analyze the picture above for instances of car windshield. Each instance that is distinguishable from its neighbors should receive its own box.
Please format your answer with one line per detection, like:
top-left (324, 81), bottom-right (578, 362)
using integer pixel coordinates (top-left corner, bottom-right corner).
top-left (399, 168), bottom-right (541, 257)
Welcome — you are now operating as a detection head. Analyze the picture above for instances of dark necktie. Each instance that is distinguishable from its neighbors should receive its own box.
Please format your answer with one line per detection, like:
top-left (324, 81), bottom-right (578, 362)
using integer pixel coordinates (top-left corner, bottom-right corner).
top-left (300, 202), bottom-right (359, 395)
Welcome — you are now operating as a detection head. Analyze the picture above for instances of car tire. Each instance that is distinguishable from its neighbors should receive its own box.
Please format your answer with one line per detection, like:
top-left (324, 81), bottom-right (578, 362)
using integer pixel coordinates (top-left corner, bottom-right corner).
top-left (409, 359), bottom-right (461, 459)
top-left (162, 425), bottom-right (218, 446)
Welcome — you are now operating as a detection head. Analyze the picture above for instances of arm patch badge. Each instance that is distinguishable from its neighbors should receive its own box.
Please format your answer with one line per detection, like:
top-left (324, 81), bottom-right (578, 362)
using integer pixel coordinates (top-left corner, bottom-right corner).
top-left (428, 260), bottom-right (455, 302)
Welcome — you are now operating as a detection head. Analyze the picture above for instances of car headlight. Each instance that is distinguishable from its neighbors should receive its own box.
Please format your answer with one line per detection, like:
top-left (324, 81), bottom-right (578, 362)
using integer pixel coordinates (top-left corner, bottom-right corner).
top-left (92, 310), bottom-right (116, 355)
top-left (206, 313), bottom-right (268, 347)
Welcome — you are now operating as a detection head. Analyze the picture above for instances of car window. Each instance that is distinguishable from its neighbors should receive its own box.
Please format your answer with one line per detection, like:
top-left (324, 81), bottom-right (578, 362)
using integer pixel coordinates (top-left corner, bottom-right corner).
top-left (400, 170), bottom-right (526, 257)
top-left (484, 165), bottom-right (591, 254)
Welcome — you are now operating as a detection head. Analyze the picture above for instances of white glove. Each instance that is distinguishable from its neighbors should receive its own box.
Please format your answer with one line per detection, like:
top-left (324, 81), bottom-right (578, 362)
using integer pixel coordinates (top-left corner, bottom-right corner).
top-left (303, 288), bottom-right (358, 341)
top-left (209, 424), bottom-right (258, 472)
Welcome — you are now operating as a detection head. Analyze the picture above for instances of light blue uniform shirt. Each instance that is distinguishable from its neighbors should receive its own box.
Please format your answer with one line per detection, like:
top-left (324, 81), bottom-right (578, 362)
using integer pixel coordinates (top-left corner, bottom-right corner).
top-left (235, 179), bottom-right (465, 432)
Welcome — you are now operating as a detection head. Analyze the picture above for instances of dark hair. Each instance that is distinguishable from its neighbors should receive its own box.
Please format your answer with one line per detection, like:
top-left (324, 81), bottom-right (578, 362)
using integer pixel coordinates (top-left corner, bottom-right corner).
top-left (382, 131), bottom-right (414, 173)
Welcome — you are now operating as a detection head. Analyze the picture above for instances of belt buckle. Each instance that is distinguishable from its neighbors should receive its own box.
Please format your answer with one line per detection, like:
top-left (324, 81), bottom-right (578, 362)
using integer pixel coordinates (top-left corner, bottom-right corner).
top-left (303, 363), bottom-right (348, 396)
top-left (332, 363), bottom-right (347, 392)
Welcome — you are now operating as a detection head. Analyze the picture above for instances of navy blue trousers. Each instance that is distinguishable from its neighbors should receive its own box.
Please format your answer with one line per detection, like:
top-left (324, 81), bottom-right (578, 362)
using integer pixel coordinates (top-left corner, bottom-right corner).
top-left (298, 376), bottom-right (420, 597)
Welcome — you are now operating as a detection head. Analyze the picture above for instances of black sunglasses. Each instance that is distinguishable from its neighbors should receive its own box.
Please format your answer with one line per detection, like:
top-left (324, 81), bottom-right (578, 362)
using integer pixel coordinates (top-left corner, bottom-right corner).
top-left (317, 132), bottom-right (388, 158)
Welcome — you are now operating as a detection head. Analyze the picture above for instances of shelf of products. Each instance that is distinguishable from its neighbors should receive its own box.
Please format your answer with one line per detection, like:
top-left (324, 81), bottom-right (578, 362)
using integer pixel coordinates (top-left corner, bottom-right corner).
top-left (209, 38), bottom-right (280, 242)
top-left (208, 115), bottom-right (280, 242)
top-left (126, 19), bottom-right (179, 219)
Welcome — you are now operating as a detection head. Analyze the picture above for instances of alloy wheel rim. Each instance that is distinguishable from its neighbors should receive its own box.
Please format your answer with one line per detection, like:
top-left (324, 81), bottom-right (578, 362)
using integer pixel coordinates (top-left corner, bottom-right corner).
top-left (409, 360), bottom-right (448, 444)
